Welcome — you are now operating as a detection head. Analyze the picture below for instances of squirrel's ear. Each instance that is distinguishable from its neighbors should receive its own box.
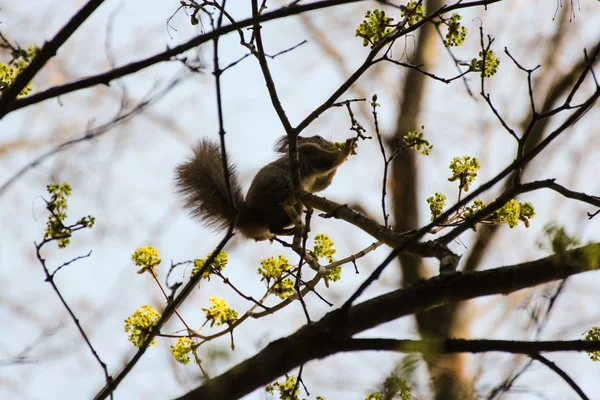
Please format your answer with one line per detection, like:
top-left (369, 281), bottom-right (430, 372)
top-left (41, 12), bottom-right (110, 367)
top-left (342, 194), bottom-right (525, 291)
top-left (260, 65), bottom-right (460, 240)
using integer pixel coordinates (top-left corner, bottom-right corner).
top-left (273, 136), bottom-right (289, 153)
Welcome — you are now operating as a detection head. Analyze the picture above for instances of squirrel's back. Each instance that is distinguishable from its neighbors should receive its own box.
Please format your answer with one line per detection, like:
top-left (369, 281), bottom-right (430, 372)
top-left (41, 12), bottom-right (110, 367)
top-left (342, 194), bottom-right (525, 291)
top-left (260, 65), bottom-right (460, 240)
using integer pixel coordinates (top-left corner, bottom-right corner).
top-left (175, 139), bottom-right (244, 232)
top-left (175, 135), bottom-right (356, 241)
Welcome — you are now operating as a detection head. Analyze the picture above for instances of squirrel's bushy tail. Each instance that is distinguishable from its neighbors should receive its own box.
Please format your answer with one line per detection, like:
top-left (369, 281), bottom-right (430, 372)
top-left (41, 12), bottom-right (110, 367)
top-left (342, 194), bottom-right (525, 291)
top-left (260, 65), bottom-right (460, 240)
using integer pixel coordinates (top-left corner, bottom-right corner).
top-left (175, 139), bottom-right (244, 232)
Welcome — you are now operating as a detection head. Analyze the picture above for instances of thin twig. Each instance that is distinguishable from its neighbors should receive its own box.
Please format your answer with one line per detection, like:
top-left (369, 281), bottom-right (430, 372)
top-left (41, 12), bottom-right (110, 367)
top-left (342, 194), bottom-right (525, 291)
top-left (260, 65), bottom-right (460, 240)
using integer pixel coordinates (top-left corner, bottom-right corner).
top-left (531, 354), bottom-right (589, 400)
top-left (0, 77), bottom-right (182, 197)
top-left (35, 241), bottom-right (112, 389)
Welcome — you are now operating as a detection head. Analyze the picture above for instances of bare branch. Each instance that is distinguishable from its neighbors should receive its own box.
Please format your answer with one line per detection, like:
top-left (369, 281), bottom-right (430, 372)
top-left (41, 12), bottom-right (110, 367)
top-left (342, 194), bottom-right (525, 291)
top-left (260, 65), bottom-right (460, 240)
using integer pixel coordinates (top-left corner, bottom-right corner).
top-left (531, 354), bottom-right (589, 400)
top-left (0, 76), bottom-right (182, 197)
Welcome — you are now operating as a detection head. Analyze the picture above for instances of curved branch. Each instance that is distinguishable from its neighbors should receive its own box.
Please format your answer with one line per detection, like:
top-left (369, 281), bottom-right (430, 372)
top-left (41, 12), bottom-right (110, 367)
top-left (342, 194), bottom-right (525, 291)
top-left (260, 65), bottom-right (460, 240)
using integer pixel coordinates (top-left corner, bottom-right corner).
top-left (531, 354), bottom-right (589, 400)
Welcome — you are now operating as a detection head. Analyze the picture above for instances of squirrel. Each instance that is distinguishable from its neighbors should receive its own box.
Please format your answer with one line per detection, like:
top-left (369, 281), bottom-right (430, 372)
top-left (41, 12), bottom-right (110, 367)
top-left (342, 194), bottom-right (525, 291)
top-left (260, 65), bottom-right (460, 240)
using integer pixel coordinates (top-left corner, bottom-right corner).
top-left (175, 135), bottom-right (356, 241)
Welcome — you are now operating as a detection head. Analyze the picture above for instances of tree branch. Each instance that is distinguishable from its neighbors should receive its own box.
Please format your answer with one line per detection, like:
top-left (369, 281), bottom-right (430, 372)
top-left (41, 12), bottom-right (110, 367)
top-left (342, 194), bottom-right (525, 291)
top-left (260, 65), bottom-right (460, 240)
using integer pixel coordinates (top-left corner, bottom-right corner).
top-left (174, 243), bottom-right (600, 400)
top-left (0, 0), bottom-right (106, 117)
top-left (6, 0), bottom-right (366, 115)
top-left (333, 338), bottom-right (600, 355)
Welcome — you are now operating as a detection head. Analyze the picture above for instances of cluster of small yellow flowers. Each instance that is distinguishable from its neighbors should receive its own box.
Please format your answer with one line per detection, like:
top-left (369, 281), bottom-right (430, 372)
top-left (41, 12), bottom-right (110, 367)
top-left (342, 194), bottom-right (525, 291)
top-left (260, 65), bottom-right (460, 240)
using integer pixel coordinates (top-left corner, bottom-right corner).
top-left (131, 246), bottom-right (162, 274)
top-left (462, 198), bottom-right (486, 218)
top-left (265, 374), bottom-right (301, 400)
top-left (192, 251), bottom-right (229, 279)
top-left (492, 199), bottom-right (535, 228)
top-left (202, 297), bottom-right (238, 327)
top-left (403, 127), bottom-right (433, 156)
top-left (426, 193), bottom-right (447, 222)
top-left (448, 156), bottom-right (481, 192)
top-left (313, 234), bottom-right (341, 287)
top-left (323, 266), bottom-right (342, 287)
top-left (124, 305), bottom-right (161, 347)
top-left (258, 256), bottom-right (295, 298)
top-left (355, 9), bottom-right (394, 48)
top-left (44, 183), bottom-right (73, 248)
top-left (584, 326), bottom-right (600, 362)
top-left (464, 198), bottom-right (535, 228)
top-left (170, 337), bottom-right (195, 365)
top-left (273, 279), bottom-right (295, 299)
top-left (427, 156), bottom-right (535, 228)
top-left (443, 13), bottom-right (467, 47)
top-left (401, 1), bottom-right (425, 26)
top-left (258, 255), bottom-right (291, 279)
top-left (0, 45), bottom-right (39, 96)
top-left (313, 234), bottom-right (336, 263)
top-left (42, 182), bottom-right (95, 249)
top-left (466, 50), bottom-right (501, 78)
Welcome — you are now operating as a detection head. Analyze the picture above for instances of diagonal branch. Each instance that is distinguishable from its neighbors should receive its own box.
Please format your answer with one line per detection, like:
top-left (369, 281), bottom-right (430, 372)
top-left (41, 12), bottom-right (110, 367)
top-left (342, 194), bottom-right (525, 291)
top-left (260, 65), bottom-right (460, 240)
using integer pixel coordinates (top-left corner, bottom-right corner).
top-left (7, 0), bottom-right (503, 118)
top-left (0, 76), bottom-right (182, 197)
top-left (7, 0), bottom-right (367, 115)
top-left (93, 233), bottom-right (235, 400)
top-left (0, 0), bottom-right (106, 117)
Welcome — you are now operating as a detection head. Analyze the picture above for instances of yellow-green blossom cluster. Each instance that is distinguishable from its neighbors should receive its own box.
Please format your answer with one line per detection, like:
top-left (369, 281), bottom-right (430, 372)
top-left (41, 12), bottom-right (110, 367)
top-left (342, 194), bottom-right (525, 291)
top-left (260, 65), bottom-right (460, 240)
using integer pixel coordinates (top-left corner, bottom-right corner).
top-left (403, 128), bottom-right (433, 156)
top-left (401, 1), bottom-right (425, 26)
top-left (462, 198), bottom-right (486, 218)
top-left (192, 250), bottom-right (229, 279)
top-left (426, 193), bottom-right (447, 221)
top-left (0, 45), bottom-right (39, 96)
top-left (464, 199), bottom-right (534, 228)
top-left (584, 326), bottom-right (600, 362)
top-left (356, 9), bottom-right (394, 47)
top-left (124, 304), bottom-right (161, 347)
top-left (467, 50), bottom-right (500, 78)
top-left (365, 394), bottom-right (384, 400)
top-left (493, 199), bottom-right (535, 228)
top-left (202, 296), bottom-right (238, 327)
top-left (443, 13), bottom-right (467, 47)
top-left (429, 157), bottom-right (535, 228)
top-left (131, 246), bottom-right (161, 274)
top-left (273, 278), bottom-right (295, 299)
top-left (266, 374), bottom-right (301, 400)
top-left (323, 265), bottom-right (342, 287)
top-left (258, 256), bottom-right (294, 299)
top-left (43, 182), bottom-right (95, 248)
top-left (313, 234), bottom-right (336, 263)
top-left (314, 234), bottom-right (341, 287)
top-left (258, 255), bottom-right (291, 280)
top-left (448, 156), bottom-right (480, 192)
top-left (170, 337), bottom-right (195, 365)
top-left (44, 182), bottom-right (72, 248)
top-left (77, 215), bottom-right (96, 228)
